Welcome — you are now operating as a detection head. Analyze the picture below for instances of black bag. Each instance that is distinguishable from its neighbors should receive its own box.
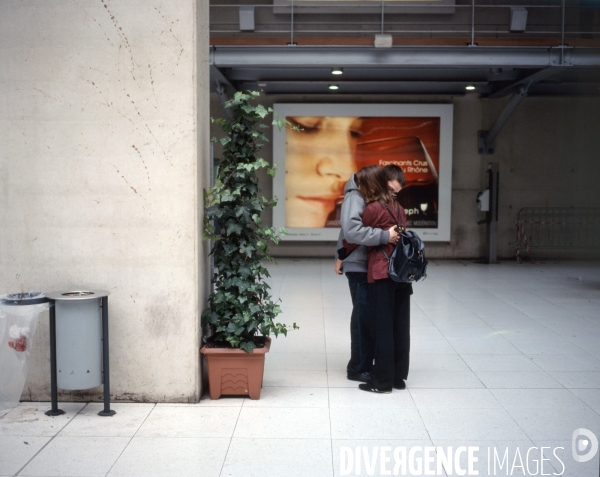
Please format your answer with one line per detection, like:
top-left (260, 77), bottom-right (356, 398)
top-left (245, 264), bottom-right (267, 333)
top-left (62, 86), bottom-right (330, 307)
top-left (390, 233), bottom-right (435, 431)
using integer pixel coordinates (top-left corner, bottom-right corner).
top-left (380, 205), bottom-right (428, 283)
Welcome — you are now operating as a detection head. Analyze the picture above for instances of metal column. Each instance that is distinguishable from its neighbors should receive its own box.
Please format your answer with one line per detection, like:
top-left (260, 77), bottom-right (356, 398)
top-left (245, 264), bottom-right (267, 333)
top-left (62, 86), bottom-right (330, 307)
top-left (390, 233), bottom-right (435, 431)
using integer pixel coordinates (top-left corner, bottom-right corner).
top-left (486, 162), bottom-right (500, 264)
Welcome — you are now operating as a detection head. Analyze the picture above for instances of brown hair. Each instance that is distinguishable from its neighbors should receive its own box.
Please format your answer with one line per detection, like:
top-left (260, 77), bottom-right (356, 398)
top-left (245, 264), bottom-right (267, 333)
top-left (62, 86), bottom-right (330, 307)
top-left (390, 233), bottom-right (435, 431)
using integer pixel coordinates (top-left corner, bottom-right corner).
top-left (356, 165), bottom-right (392, 205)
top-left (382, 164), bottom-right (406, 188)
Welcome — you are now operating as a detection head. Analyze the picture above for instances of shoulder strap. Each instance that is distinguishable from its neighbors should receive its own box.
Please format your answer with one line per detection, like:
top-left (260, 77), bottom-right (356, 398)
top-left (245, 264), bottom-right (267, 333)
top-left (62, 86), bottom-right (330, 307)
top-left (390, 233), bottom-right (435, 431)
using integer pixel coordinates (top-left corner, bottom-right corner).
top-left (384, 203), bottom-right (406, 231)
top-left (383, 204), bottom-right (399, 224)
top-left (399, 204), bottom-right (406, 228)
top-left (379, 245), bottom-right (391, 262)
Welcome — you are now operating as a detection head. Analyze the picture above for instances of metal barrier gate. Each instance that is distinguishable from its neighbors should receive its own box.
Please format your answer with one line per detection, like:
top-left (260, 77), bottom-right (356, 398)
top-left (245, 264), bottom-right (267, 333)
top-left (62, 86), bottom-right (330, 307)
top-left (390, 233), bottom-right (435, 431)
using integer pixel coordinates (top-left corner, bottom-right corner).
top-left (515, 207), bottom-right (600, 262)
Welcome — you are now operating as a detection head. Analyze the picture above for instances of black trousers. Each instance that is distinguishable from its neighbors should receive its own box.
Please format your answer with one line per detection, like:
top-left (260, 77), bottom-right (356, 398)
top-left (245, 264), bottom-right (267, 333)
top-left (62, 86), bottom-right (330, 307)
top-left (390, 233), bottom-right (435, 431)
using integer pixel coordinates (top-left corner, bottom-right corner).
top-left (346, 272), bottom-right (373, 375)
top-left (368, 279), bottom-right (412, 389)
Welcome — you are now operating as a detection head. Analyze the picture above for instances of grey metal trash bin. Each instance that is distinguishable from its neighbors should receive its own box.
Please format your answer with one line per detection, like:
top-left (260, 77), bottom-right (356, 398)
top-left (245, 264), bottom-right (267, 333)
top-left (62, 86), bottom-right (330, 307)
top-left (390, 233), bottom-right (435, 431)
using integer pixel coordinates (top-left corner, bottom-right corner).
top-left (44, 290), bottom-right (115, 417)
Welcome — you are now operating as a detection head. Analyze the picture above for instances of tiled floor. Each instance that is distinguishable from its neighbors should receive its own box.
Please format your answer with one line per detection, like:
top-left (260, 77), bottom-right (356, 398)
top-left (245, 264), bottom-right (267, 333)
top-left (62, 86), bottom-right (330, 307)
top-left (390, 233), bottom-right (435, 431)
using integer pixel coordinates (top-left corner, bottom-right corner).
top-left (1, 259), bottom-right (600, 476)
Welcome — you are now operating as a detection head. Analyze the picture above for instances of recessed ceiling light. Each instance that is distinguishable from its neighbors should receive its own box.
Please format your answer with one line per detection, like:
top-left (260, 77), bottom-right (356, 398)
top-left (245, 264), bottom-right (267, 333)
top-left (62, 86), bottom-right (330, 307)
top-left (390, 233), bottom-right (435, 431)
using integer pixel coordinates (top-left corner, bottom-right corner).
top-left (331, 68), bottom-right (343, 75)
top-left (466, 85), bottom-right (476, 91)
top-left (329, 84), bottom-right (339, 90)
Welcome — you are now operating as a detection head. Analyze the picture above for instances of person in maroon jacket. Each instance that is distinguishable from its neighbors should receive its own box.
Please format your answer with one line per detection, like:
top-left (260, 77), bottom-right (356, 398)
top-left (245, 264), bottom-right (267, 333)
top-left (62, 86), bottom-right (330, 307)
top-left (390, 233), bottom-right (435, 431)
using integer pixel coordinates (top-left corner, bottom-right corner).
top-left (358, 167), bottom-right (413, 393)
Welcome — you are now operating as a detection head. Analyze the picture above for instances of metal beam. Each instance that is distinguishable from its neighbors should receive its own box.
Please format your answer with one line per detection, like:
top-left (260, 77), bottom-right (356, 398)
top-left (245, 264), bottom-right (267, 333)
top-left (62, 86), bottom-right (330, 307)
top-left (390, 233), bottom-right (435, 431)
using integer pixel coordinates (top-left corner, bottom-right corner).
top-left (478, 84), bottom-right (530, 155)
top-left (488, 66), bottom-right (566, 98)
top-left (240, 80), bottom-right (491, 95)
top-left (210, 45), bottom-right (600, 68)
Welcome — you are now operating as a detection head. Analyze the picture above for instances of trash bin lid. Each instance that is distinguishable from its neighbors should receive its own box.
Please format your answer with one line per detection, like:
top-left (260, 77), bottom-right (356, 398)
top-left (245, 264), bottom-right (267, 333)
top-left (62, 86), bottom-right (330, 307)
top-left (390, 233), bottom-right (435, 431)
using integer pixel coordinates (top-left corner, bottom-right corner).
top-left (0, 292), bottom-right (49, 306)
top-left (45, 290), bottom-right (110, 301)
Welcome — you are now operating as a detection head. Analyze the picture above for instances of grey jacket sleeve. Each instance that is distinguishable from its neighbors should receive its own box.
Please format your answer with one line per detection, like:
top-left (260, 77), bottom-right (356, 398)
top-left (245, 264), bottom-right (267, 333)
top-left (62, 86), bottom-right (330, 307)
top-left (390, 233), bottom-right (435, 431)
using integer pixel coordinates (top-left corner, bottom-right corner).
top-left (341, 193), bottom-right (390, 246)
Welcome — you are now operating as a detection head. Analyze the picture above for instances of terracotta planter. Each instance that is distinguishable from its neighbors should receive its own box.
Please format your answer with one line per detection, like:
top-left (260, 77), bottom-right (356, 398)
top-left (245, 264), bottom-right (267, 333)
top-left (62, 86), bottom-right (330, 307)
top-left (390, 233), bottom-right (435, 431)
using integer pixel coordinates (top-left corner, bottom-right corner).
top-left (200, 338), bottom-right (271, 400)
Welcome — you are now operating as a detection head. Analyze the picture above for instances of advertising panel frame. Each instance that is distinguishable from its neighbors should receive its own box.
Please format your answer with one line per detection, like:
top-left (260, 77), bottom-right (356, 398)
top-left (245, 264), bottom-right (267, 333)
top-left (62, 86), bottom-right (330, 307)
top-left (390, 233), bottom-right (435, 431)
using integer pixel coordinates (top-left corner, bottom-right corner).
top-left (272, 103), bottom-right (454, 241)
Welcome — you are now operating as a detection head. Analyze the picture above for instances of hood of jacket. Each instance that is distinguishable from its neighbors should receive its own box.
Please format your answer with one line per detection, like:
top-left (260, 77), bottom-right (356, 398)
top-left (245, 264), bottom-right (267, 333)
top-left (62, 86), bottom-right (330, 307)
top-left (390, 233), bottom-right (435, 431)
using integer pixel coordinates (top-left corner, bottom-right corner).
top-left (344, 174), bottom-right (358, 195)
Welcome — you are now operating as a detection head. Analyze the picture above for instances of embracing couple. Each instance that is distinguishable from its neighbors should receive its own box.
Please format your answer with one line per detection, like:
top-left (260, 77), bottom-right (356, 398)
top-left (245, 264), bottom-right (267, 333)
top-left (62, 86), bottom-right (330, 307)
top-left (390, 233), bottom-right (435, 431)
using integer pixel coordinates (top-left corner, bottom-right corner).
top-left (335, 164), bottom-right (412, 394)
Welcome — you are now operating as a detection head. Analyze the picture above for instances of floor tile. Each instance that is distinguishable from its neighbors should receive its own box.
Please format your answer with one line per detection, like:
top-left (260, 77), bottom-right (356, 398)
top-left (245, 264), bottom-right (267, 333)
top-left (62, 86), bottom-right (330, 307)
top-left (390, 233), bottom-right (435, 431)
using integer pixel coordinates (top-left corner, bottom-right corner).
top-left (277, 311), bottom-right (323, 328)
top-left (410, 326), bottom-right (445, 340)
top-left (409, 354), bottom-right (471, 372)
top-left (243, 387), bottom-right (329, 408)
top-left (234, 407), bottom-right (331, 438)
top-left (0, 436), bottom-right (50, 476)
top-left (59, 403), bottom-right (155, 437)
top-left (269, 335), bottom-right (326, 353)
top-left (418, 408), bottom-right (530, 441)
top-left (328, 387), bottom-right (416, 409)
top-left (434, 324), bottom-right (500, 339)
top-left (19, 436), bottom-right (130, 477)
top-left (328, 370), bottom-right (362, 388)
top-left (0, 403), bottom-right (86, 437)
top-left (264, 351), bottom-right (327, 371)
top-left (447, 338), bottom-right (521, 355)
top-left (107, 437), bottom-right (230, 477)
top-left (221, 438), bottom-right (332, 477)
top-left (508, 338), bottom-right (589, 355)
top-left (326, 353), bottom-right (350, 372)
top-left (490, 388), bottom-right (593, 410)
top-left (506, 407), bottom-right (600, 440)
top-left (330, 407), bottom-right (429, 440)
top-left (461, 354), bottom-right (541, 372)
top-left (527, 353), bottom-right (600, 372)
top-left (136, 406), bottom-right (240, 438)
top-left (569, 388), bottom-right (600, 412)
top-left (475, 371), bottom-right (563, 389)
top-left (325, 337), bottom-right (352, 354)
top-left (410, 389), bottom-right (502, 409)
top-left (548, 371), bottom-right (600, 388)
top-left (263, 369), bottom-right (329, 387)
top-left (192, 396), bottom-right (247, 407)
top-left (406, 370), bottom-right (485, 389)
top-left (410, 339), bottom-right (457, 354)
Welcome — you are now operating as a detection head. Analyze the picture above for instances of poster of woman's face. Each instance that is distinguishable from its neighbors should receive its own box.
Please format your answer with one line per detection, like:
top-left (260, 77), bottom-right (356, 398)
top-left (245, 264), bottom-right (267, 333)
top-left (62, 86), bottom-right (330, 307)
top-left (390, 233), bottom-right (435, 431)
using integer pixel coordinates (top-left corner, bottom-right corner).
top-left (272, 104), bottom-right (454, 241)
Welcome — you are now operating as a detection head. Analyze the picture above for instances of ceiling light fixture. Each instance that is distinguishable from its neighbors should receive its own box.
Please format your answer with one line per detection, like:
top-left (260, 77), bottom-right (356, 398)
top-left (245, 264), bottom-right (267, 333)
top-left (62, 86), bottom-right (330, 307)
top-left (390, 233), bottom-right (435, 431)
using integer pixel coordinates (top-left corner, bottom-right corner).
top-left (331, 67), bottom-right (343, 75)
top-left (465, 85), bottom-right (476, 91)
top-left (329, 84), bottom-right (339, 90)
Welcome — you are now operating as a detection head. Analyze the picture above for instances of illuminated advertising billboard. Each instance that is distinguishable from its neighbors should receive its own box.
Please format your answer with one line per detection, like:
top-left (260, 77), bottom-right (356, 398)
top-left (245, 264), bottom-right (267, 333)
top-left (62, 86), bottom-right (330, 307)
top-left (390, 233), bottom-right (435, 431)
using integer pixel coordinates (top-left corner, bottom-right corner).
top-left (273, 104), bottom-right (453, 241)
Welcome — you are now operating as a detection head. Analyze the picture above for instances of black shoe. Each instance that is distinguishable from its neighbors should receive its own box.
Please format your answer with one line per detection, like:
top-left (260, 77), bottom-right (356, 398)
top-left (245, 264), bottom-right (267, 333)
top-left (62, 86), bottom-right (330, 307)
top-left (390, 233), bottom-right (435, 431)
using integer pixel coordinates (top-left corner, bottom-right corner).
top-left (393, 380), bottom-right (406, 390)
top-left (358, 382), bottom-right (392, 394)
top-left (347, 372), bottom-right (371, 383)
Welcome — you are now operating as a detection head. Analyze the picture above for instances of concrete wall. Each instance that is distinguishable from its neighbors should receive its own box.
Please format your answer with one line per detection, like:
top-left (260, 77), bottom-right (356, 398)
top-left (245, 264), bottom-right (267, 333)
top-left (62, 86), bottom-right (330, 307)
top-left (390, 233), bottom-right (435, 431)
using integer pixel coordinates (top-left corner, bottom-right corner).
top-left (483, 95), bottom-right (600, 259)
top-left (0, 0), bottom-right (209, 402)
top-left (211, 92), bottom-right (600, 260)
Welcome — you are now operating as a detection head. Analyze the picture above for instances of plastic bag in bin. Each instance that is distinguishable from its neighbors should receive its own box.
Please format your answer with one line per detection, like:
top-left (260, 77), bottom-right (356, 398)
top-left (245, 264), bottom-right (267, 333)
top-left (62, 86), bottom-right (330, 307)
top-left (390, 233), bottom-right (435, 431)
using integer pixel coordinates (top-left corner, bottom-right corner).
top-left (8, 324), bottom-right (30, 352)
top-left (0, 293), bottom-right (49, 412)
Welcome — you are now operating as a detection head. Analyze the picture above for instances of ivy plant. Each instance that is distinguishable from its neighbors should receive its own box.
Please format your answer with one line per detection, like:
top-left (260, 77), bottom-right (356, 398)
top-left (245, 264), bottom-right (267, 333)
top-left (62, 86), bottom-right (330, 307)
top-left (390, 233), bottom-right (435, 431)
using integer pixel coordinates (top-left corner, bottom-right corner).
top-left (202, 91), bottom-right (298, 353)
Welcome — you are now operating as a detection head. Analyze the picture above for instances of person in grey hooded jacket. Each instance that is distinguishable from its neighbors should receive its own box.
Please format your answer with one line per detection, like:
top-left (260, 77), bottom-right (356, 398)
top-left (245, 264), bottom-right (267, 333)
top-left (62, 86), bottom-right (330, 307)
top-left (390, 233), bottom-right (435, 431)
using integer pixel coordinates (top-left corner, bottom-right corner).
top-left (335, 165), bottom-right (403, 381)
